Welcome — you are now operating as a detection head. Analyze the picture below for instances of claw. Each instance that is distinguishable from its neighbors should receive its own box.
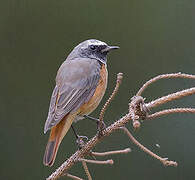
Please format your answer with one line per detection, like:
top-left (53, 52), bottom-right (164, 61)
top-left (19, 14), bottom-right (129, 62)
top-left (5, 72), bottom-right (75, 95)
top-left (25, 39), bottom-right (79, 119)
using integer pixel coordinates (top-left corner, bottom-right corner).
top-left (83, 115), bottom-right (106, 137)
top-left (76, 135), bottom-right (88, 149)
top-left (97, 121), bottom-right (106, 137)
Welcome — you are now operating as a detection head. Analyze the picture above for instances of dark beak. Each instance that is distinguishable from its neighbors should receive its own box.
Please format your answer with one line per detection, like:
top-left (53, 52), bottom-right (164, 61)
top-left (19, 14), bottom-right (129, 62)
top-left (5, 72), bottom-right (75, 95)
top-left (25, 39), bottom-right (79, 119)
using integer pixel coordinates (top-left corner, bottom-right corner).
top-left (101, 45), bottom-right (120, 53)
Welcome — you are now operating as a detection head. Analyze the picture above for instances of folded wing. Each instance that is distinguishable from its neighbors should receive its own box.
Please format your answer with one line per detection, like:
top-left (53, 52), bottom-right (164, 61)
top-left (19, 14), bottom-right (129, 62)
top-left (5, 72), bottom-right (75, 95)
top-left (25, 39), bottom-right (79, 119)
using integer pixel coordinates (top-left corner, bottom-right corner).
top-left (44, 59), bottom-right (101, 133)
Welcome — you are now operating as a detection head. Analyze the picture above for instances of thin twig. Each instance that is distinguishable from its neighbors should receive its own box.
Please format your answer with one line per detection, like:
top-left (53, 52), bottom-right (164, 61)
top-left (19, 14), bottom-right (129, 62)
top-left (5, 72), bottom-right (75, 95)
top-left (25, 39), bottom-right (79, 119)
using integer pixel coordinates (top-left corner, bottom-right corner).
top-left (46, 114), bottom-right (131, 180)
top-left (146, 87), bottom-right (195, 109)
top-left (147, 108), bottom-right (195, 120)
top-left (79, 158), bottom-right (114, 165)
top-left (99, 72), bottom-right (123, 122)
top-left (137, 72), bottom-right (195, 96)
top-left (120, 127), bottom-right (178, 167)
top-left (46, 73), bottom-right (195, 180)
top-left (81, 161), bottom-right (92, 180)
top-left (63, 173), bottom-right (83, 180)
top-left (91, 148), bottom-right (131, 157)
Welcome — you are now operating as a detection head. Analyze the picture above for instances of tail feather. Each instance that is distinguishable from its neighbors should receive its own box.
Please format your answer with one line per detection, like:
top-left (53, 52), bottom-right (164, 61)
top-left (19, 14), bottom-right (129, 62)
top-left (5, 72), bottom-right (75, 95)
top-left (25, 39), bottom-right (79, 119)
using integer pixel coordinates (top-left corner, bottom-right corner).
top-left (43, 113), bottom-right (76, 166)
top-left (43, 138), bottom-right (59, 166)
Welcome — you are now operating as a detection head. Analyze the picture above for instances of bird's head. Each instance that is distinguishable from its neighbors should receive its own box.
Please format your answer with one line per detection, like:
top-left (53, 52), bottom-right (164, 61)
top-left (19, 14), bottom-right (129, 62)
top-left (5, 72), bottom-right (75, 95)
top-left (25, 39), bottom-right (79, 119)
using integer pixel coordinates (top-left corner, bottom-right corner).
top-left (67, 39), bottom-right (119, 64)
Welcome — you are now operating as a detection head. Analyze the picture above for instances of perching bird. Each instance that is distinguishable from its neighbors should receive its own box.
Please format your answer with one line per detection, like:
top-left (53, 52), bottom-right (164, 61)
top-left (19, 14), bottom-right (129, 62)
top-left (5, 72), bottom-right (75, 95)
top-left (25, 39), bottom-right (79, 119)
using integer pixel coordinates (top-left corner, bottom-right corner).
top-left (43, 39), bottom-right (119, 166)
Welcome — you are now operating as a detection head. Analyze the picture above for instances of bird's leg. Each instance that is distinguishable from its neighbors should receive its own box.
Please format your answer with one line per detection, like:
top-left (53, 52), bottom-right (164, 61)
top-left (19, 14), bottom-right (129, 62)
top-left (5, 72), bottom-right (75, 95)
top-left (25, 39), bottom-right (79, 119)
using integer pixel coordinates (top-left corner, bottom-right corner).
top-left (83, 115), bottom-right (99, 122)
top-left (83, 115), bottom-right (106, 135)
top-left (71, 125), bottom-right (88, 149)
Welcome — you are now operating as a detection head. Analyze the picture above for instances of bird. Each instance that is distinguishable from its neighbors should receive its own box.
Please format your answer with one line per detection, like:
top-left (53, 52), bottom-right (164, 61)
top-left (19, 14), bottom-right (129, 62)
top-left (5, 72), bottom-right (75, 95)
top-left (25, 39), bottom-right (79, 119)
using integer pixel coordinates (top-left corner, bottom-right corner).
top-left (43, 39), bottom-right (119, 166)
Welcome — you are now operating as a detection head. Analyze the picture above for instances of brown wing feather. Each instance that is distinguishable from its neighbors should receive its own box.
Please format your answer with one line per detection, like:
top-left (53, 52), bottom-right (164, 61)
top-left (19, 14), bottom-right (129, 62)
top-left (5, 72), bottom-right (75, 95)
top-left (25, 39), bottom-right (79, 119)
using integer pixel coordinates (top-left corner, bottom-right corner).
top-left (44, 59), bottom-right (101, 133)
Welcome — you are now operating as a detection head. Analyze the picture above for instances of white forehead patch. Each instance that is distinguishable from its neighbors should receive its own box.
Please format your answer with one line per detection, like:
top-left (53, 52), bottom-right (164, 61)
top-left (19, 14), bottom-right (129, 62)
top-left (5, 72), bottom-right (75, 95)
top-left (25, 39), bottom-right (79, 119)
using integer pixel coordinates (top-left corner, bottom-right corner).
top-left (87, 39), bottom-right (107, 46)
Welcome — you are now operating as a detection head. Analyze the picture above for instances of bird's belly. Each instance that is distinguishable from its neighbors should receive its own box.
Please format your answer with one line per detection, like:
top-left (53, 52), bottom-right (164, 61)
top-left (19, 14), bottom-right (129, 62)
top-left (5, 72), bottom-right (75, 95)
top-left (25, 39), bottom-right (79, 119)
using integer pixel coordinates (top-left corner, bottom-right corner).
top-left (75, 64), bottom-right (108, 121)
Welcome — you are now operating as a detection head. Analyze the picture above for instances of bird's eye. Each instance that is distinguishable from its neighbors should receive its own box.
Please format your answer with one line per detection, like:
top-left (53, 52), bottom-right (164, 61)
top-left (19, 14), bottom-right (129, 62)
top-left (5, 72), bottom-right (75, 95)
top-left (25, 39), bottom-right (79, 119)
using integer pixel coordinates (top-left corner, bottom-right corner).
top-left (90, 45), bottom-right (96, 50)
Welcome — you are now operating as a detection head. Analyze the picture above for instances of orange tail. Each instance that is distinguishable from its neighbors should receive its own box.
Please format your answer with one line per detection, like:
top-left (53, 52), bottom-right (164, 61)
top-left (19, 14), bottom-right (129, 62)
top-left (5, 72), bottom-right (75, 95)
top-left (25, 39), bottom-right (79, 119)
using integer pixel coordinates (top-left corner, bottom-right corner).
top-left (43, 113), bottom-right (76, 166)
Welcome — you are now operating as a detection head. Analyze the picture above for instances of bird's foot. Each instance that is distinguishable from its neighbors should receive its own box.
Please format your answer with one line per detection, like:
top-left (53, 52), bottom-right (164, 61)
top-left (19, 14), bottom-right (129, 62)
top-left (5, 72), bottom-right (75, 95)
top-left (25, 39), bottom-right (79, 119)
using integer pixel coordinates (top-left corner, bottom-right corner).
top-left (97, 121), bottom-right (106, 137)
top-left (76, 135), bottom-right (88, 149)
top-left (84, 115), bottom-right (106, 136)
top-left (84, 115), bottom-right (99, 122)
top-left (71, 125), bottom-right (88, 149)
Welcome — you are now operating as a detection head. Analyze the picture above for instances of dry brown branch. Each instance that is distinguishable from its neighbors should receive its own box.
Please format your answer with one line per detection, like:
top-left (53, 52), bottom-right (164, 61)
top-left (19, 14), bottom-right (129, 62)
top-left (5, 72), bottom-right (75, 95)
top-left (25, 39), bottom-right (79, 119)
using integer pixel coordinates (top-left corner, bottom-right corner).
top-left (146, 87), bottom-right (195, 109)
top-left (120, 127), bottom-right (177, 167)
top-left (137, 72), bottom-right (195, 96)
top-left (147, 108), bottom-right (195, 120)
top-left (46, 115), bottom-right (131, 180)
top-left (46, 72), bottom-right (195, 180)
top-left (63, 173), bottom-right (83, 180)
top-left (98, 73), bottom-right (123, 130)
top-left (91, 148), bottom-right (131, 157)
top-left (81, 161), bottom-right (92, 180)
top-left (79, 158), bottom-right (114, 165)
top-left (99, 72), bottom-right (123, 122)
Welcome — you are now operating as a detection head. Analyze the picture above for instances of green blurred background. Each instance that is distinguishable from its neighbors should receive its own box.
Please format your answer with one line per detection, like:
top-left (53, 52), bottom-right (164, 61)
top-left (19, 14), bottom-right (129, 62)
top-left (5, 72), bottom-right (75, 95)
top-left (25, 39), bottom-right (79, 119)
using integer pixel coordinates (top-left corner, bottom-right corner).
top-left (1, 0), bottom-right (195, 179)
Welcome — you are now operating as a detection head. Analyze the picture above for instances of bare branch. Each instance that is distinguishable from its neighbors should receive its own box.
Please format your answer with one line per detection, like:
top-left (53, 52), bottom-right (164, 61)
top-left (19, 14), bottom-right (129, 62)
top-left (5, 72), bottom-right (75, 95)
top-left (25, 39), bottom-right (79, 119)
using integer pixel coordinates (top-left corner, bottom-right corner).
top-left (81, 161), bottom-right (92, 180)
top-left (63, 173), bottom-right (83, 180)
top-left (147, 108), bottom-right (195, 120)
top-left (120, 127), bottom-right (178, 167)
top-left (46, 72), bottom-right (195, 180)
top-left (79, 158), bottom-right (114, 165)
top-left (91, 148), bottom-right (131, 157)
top-left (99, 72), bottom-right (123, 123)
top-left (146, 87), bottom-right (195, 109)
top-left (46, 114), bottom-right (131, 180)
top-left (137, 72), bottom-right (195, 96)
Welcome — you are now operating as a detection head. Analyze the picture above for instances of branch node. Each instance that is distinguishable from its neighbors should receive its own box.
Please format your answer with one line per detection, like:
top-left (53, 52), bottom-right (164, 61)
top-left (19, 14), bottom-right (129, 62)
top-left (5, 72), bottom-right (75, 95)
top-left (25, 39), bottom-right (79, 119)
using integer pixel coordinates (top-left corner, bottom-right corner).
top-left (161, 159), bottom-right (178, 167)
top-left (46, 72), bottom-right (195, 180)
top-left (132, 120), bottom-right (141, 129)
top-left (129, 96), bottom-right (149, 129)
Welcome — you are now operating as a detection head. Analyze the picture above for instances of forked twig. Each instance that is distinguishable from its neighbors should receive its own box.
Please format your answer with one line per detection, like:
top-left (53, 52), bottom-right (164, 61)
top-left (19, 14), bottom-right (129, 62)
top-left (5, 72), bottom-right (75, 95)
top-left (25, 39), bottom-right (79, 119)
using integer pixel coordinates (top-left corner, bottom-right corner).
top-left (46, 72), bottom-right (195, 180)
top-left (120, 127), bottom-right (177, 167)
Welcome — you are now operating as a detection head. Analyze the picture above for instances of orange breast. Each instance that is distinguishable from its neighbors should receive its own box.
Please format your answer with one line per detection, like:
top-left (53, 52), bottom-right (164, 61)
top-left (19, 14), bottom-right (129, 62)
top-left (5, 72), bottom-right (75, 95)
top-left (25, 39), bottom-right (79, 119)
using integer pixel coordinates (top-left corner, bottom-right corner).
top-left (78, 64), bottom-right (108, 116)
